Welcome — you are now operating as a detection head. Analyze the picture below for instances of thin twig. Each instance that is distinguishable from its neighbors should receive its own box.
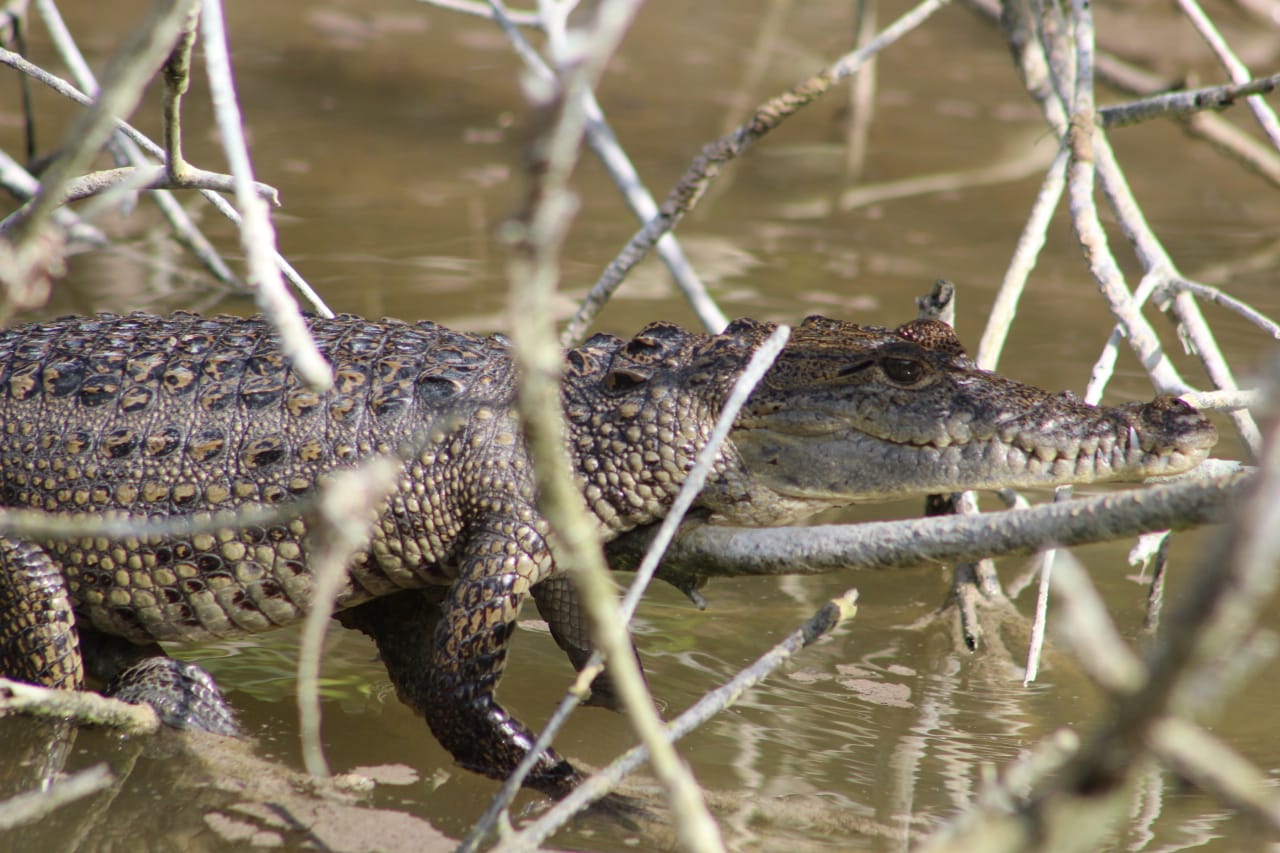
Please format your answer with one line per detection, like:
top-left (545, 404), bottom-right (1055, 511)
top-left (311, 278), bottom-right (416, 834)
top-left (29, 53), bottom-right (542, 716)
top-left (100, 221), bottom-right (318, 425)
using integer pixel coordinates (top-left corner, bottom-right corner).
top-left (1090, 132), bottom-right (1264, 456)
top-left (1099, 72), bottom-right (1280, 128)
top-left (0, 677), bottom-right (159, 735)
top-left (19, 2), bottom-right (333, 309)
top-left (503, 0), bottom-right (723, 846)
top-left (54, 164), bottom-right (279, 206)
top-left (1164, 277), bottom-right (1280, 340)
top-left (481, 0), bottom-right (727, 339)
top-left (1175, 0), bottom-right (1280, 150)
top-left (296, 458), bottom-right (402, 778)
top-left (1179, 388), bottom-right (1264, 412)
top-left (0, 0), bottom-right (200, 312)
top-left (975, 143), bottom-right (1068, 370)
top-left (160, 2), bottom-right (200, 180)
top-left (563, 0), bottom-right (951, 342)
top-left (417, 0), bottom-right (541, 26)
top-left (30, 0), bottom-right (239, 288)
top-left (199, 0), bottom-right (331, 390)
top-left (0, 763), bottom-right (114, 831)
top-left (496, 589), bottom-right (860, 852)
top-left (1142, 531), bottom-right (1172, 635)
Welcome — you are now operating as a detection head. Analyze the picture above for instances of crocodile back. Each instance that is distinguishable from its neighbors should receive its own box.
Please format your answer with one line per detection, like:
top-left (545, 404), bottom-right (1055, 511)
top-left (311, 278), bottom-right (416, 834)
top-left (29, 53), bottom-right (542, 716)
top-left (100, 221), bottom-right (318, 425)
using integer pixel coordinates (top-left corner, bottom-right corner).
top-left (0, 313), bottom-right (517, 642)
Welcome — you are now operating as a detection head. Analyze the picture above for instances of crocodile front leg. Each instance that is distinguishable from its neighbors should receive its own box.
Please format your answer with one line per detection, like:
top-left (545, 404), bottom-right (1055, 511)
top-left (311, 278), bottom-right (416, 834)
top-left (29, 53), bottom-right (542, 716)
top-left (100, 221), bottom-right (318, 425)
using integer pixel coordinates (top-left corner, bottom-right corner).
top-left (429, 522), bottom-right (579, 797)
top-left (343, 522), bottom-right (581, 798)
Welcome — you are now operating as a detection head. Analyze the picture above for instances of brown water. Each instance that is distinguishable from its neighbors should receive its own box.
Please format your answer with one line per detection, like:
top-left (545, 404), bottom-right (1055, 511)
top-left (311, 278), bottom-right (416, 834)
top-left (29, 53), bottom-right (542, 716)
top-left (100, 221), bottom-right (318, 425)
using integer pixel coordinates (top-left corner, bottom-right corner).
top-left (1, 1), bottom-right (1278, 850)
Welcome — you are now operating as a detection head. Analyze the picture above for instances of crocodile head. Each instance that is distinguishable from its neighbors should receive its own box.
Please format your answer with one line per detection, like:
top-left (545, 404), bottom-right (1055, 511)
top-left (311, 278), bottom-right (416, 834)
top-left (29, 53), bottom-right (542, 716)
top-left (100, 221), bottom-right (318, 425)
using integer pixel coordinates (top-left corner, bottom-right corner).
top-left (723, 315), bottom-right (1217, 522)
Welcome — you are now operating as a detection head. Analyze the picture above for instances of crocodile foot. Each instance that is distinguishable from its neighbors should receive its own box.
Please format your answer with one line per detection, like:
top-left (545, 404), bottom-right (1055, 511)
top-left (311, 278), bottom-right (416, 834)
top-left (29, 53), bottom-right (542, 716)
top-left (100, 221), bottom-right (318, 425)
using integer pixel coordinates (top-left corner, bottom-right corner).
top-left (106, 656), bottom-right (241, 737)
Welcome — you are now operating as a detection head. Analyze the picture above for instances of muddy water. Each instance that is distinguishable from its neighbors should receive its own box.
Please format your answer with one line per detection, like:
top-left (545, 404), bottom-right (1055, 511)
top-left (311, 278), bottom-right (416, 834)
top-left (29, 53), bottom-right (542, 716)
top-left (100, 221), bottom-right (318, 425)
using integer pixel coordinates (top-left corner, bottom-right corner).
top-left (2, 0), bottom-right (1278, 850)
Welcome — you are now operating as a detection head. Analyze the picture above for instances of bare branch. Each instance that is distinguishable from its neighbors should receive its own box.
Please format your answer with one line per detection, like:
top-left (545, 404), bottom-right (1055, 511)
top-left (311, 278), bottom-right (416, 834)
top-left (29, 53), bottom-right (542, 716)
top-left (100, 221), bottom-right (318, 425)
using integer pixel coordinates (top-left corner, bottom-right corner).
top-left (564, 0), bottom-right (951, 342)
top-left (498, 589), bottom-right (860, 851)
top-left (1099, 72), bottom-right (1280, 128)
top-left (603, 472), bottom-right (1246, 584)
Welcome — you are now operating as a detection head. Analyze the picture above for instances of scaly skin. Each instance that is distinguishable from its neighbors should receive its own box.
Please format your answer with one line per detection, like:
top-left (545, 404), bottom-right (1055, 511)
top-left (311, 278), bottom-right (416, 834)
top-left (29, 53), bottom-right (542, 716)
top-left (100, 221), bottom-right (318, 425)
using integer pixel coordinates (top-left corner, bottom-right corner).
top-left (0, 312), bottom-right (1216, 797)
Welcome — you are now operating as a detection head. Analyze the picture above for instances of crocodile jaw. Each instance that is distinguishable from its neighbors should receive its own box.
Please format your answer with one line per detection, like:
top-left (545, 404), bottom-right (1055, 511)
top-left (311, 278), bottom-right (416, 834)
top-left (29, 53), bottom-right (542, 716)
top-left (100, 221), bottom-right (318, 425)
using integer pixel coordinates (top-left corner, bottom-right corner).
top-left (730, 395), bottom-right (1218, 512)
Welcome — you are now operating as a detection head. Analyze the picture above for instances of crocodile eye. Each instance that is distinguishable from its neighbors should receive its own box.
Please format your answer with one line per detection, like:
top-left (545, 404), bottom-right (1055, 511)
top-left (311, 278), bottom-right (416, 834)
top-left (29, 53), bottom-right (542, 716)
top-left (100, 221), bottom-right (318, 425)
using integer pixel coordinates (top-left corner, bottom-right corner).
top-left (880, 356), bottom-right (925, 385)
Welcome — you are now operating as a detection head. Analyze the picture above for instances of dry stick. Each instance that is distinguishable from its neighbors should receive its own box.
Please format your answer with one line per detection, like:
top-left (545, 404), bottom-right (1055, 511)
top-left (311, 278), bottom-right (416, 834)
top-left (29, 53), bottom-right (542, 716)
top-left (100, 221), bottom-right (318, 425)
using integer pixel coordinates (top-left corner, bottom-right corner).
top-left (1181, 388), bottom-right (1264, 412)
top-left (921, 409), bottom-right (1279, 850)
top-left (1029, 0), bottom-right (1280, 833)
top-left (1091, 135), bottom-right (1264, 456)
top-left (964, 0), bottom-right (1280, 186)
top-left (1167, 278), bottom-right (1280, 340)
top-left (0, 4), bottom-right (36, 164)
top-left (1085, 74), bottom-right (1266, 457)
top-left (31, 0), bottom-right (332, 315)
top-left (160, 1), bottom-right (199, 179)
top-left (0, 0), bottom-right (199, 311)
top-left (607, 471), bottom-right (1245, 581)
top-left (0, 677), bottom-right (160, 735)
top-left (52, 164), bottom-right (278, 206)
top-left (1142, 531), bottom-right (1172, 634)
top-left (199, 0), bottom-right (331, 391)
top-left (0, 149), bottom-right (106, 246)
top-left (0, 763), bottom-right (114, 832)
top-left (1176, 0), bottom-right (1280, 150)
top-left (1063, 95), bottom-right (1186, 391)
top-left (1150, 716), bottom-right (1280, 829)
top-left (1099, 72), bottom-right (1280, 129)
top-left (416, 0), bottom-right (541, 26)
top-left (1, 0), bottom-right (195, 238)
top-left (974, 143), bottom-right (1068, 370)
top-left (503, 0), bottom-right (723, 847)
top-left (32, 0), bottom-right (240, 290)
top-left (480, 0), bottom-right (727, 339)
top-left (296, 458), bottom-right (402, 778)
top-left (465, 325), bottom-right (791, 848)
top-left (1020, 487), bottom-right (1068, 684)
top-left (498, 589), bottom-right (860, 852)
top-left (563, 0), bottom-right (951, 343)
top-left (845, 0), bottom-right (878, 182)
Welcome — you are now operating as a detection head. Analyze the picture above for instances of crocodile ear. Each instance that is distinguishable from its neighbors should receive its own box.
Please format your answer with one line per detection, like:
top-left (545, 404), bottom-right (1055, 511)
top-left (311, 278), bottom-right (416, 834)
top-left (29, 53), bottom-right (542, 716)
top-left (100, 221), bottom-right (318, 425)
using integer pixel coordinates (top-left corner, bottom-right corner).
top-left (892, 319), bottom-right (967, 357)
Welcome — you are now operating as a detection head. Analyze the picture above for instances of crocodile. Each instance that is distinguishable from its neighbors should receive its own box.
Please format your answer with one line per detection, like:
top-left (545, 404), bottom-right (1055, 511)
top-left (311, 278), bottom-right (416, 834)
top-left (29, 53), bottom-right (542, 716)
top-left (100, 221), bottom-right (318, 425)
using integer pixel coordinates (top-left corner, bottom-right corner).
top-left (0, 311), bottom-right (1217, 797)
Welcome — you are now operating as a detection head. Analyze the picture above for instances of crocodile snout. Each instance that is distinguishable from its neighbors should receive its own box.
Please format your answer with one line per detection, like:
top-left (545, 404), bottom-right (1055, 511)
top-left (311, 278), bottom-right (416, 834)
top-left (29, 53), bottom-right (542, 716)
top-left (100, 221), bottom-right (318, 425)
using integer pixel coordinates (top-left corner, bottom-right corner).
top-left (1121, 396), bottom-right (1219, 455)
